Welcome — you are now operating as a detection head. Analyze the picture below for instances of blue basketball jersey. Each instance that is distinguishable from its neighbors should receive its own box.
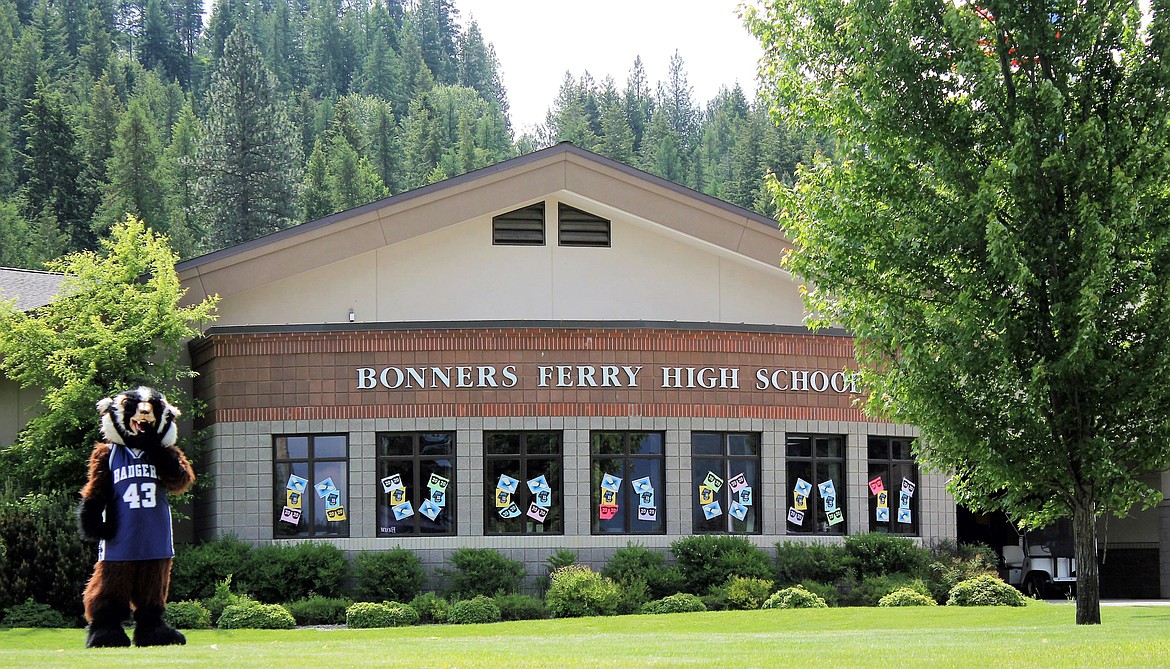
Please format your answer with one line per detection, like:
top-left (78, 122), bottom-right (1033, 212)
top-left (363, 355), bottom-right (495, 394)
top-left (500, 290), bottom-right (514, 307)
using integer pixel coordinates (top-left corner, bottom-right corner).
top-left (98, 444), bottom-right (175, 562)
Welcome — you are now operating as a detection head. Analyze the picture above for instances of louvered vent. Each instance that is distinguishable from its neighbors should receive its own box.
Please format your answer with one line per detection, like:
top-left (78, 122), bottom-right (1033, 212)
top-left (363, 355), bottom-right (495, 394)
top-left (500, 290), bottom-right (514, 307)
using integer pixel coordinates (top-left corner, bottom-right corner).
top-left (492, 202), bottom-right (546, 245)
top-left (558, 204), bottom-right (611, 247)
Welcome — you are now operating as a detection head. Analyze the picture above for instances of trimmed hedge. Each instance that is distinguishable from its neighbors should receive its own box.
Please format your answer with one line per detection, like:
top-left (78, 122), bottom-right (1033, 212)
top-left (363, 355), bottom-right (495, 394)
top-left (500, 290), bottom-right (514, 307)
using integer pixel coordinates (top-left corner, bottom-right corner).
top-left (164, 600), bottom-right (213, 629)
top-left (446, 595), bottom-right (501, 624)
top-left (493, 593), bottom-right (546, 621)
top-left (285, 595), bottom-right (353, 625)
top-left (439, 548), bottom-right (525, 600)
top-left (763, 586), bottom-right (828, 609)
top-left (237, 542), bottom-right (350, 603)
top-left (171, 536), bottom-right (253, 601)
top-left (545, 564), bottom-right (621, 618)
top-left (641, 593), bottom-right (707, 615)
top-left (217, 601), bottom-right (296, 629)
top-left (946, 575), bottom-right (1026, 607)
top-left (346, 601), bottom-right (420, 628)
top-left (773, 541), bottom-right (853, 585)
top-left (352, 548), bottom-right (426, 603)
top-left (670, 536), bottom-right (772, 595)
top-left (879, 587), bottom-right (938, 607)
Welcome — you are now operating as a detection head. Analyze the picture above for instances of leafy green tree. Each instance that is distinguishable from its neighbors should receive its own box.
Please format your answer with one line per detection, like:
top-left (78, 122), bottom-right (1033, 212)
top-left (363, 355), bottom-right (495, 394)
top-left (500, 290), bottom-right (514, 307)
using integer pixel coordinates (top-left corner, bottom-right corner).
top-left (747, 0), bottom-right (1170, 624)
top-left (0, 198), bottom-right (38, 268)
top-left (0, 215), bottom-right (217, 495)
top-left (197, 25), bottom-right (302, 249)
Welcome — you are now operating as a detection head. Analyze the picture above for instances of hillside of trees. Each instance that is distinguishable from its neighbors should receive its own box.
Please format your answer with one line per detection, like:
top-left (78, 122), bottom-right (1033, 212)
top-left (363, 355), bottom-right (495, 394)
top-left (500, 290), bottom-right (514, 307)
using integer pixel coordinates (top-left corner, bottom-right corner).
top-left (0, 0), bottom-right (817, 268)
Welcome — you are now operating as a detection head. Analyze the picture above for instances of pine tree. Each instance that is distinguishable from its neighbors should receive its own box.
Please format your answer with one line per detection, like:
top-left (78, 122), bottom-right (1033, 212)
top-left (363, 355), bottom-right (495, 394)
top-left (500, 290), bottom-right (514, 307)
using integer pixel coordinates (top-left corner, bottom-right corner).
top-left (139, 0), bottom-right (182, 82)
top-left (94, 97), bottom-right (166, 235)
top-left (77, 75), bottom-right (123, 228)
top-left (407, 0), bottom-right (457, 85)
top-left (400, 91), bottom-right (440, 190)
top-left (365, 99), bottom-right (399, 193)
top-left (326, 134), bottom-right (385, 210)
top-left (197, 25), bottom-right (302, 249)
top-left (161, 99), bottom-right (200, 258)
top-left (623, 57), bottom-right (654, 156)
top-left (301, 139), bottom-right (332, 220)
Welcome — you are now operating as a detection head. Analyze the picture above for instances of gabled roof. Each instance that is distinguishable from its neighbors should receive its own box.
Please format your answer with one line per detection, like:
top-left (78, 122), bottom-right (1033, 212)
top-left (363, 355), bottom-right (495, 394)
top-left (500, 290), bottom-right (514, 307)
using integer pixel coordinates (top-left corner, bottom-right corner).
top-left (0, 268), bottom-right (66, 311)
top-left (176, 142), bottom-right (791, 305)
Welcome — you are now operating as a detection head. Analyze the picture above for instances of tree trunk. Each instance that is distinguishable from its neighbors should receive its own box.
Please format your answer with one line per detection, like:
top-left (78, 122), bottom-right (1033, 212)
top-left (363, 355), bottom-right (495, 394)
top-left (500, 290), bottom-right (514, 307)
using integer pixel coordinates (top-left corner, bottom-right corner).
top-left (1072, 499), bottom-right (1101, 624)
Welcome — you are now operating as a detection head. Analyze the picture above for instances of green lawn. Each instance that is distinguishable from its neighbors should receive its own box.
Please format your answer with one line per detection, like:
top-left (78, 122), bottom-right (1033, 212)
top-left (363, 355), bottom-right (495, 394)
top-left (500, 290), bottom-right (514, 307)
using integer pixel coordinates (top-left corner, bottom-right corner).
top-left (3, 603), bottom-right (1169, 668)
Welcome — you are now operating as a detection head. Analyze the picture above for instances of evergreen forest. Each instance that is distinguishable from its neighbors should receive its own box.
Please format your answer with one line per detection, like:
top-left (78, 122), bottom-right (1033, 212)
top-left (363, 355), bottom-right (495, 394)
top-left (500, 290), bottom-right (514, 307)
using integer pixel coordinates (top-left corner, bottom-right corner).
top-left (0, 0), bottom-right (816, 267)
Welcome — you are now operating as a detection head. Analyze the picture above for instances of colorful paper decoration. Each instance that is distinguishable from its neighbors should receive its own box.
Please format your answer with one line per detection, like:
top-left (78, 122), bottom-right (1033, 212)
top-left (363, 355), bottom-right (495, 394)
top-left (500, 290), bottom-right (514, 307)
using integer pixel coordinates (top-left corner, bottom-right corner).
top-left (534, 488), bottom-right (553, 507)
top-left (823, 494), bottom-right (838, 512)
top-left (279, 506), bottom-right (301, 525)
top-left (314, 478), bottom-right (336, 498)
top-left (702, 471), bottom-right (724, 492)
top-left (868, 475), bottom-right (885, 496)
top-left (494, 489), bottom-right (512, 508)
top-left (419, 498), bottom-right (442, 521)
top-left (729, 500), bottom-right (748, 521)
top-left (391, 502), bottom-right (413, 520)
top-left (380, 474), bottom-right (404, 493)
top-left (527, 475), bottom-right (550, 494)
top-left (499, 502), bottom-right (521, 518)
top-left (390, 488), bottom-right (408, 506)
top-left (876, 506), bottom-right (890, 523)
top-left (526, 502), bottom-right (549, 523)
top-left (325, 505), bottom-right (347, 522)
top-left (817, 479), bottom-right (836, 499)
top-left (787, 507), bottom-right (805, 525)
top-left (728, 472), bottom-right (749, 493)
top-left (286, 475), bottom-right (308, 494)
top-left (497, 474), bottom-right (519, 494)
top-left (701, 500), bottom-right (722, 520)
top-left (325, 490), bottom-right (342, 510)
top-left (739, 487), bottom-right (753, 507)
top-left (430, 488), bottom-right (446, 507)
top-left (698, 485), bottom-right (716, 505)
top-left (638, 491), bottom-right (655, 508)
top-left (877, 490), bottom-right (889, 508)
top-left (601, 489), bottom-right (618, 505)
top-left (599, 504), bottom-right (619, 520)
top-left (826, 508), bottom-right (844, 525)
top-left (899, 491), bottom-right (912, 509)
top-left (286, 490), bottom-right (302, 509)
top-left (901, 478), bottom-right (917, 497)
top-left (898, 507), bottom-right (912, 524)
top-left (794, 492), bottom-right (807, 511)
top-left (794, 478), bottom-right (812, 497)
top-left (427, 473), bottom-right (450, 492)
top-left (601, 473), bottom-right (623, 492)
top-left (632, 476), bottom-right (654, 494)
top-left (638, 506), bottom-right (657, 521)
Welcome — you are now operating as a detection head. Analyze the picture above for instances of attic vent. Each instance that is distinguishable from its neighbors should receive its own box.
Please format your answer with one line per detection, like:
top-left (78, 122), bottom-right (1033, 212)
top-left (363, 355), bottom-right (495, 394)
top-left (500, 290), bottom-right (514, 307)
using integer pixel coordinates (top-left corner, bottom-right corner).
top-left (558, 204), bottom-right (610, 247)
top-left (492, 203), bottom-right (545, 245)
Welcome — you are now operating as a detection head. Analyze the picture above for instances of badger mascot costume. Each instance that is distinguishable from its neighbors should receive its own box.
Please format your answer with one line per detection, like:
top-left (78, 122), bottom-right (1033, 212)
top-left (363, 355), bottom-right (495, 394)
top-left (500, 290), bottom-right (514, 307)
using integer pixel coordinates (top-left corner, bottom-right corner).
top-left (78, 387), bottom-right (194, 648)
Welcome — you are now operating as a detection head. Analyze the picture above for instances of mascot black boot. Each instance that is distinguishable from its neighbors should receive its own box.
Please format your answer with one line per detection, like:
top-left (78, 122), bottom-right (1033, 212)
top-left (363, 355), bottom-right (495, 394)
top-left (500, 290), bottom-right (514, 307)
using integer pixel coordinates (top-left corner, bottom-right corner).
top-left (85, 602), bottom-right (131, 648)
top-left (78, 387), bottom-right (195, 649)
top-left (133, 605), bottom-right (186, 647)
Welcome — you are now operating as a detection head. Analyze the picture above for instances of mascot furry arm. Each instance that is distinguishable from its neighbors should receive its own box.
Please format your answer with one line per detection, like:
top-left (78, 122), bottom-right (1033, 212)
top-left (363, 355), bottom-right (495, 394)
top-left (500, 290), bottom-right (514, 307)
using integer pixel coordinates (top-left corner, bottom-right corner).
top-left (79, 388), bottom-right (194, 541)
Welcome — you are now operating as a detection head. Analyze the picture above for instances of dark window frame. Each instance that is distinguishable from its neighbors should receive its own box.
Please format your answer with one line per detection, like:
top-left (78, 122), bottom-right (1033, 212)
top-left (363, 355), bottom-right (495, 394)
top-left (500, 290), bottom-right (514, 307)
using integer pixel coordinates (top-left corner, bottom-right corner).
top-left (483, 431), bottom-right (564, 535)
top-left (558, 203), bottom-right (611, 247)
top-left (867, 436), bottom-right (919, 536)
top-left (375, 432), bottom-right (457, 537)
top-left (273, 434), bottom-right (349, 539)
top-left (590, 431), bottom-right (667, 535)
top-left (691, 431), bottom-right (762, 535)
top-left (492, 202), bottom-right (546, 246)
top-left (785, 433), bottom-right (846, 536)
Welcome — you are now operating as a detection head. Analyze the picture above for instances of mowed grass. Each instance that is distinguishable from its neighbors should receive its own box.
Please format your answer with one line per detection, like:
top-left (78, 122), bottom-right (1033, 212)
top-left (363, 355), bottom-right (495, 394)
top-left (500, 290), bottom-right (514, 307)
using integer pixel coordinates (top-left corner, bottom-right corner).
top-left (3, 603), bottom-right (1170, 668)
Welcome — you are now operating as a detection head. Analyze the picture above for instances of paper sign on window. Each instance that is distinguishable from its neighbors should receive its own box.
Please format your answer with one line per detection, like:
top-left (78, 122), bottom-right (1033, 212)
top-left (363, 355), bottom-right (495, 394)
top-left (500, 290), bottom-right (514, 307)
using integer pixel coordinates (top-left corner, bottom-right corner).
top-left (280, 506), bottom-right (301, 525)
top-left (729, 500), bottom-right (748, 521)
top-left (430, 488), bottom-right (446, 507)
top-left (427, 473), bottom-right (450, 492)
top-left (390, 488), bottom-right (408, 506)
top-left (601, 489), bottom-right (618, 506)
top-left (326, 505), bottom-right (347, 522)
top-left (817, 479), bottom-right (836, 499)
top-left (534, 488), bottom-right (552, 508)
top-left (527, 475), bottom-right (550, 494)
top-left (527, 502), bottom-right (549, 523)
top-left (794, 478), bottom-right (812, 497)
top-left (877, 490), bottom-right (889, 508)
top-left (702, 471), bottom-right (724, 492)
top-left (899, 491), bottom-right (911, 509)
top-left (497, 474), bottom-right (519, 494)
top-left (286, 490), bottom-right (302, 509)
top-left (419, 498), bottom-right (442, 521)
top-left (601, 473), bottom-right (623, 492)
top-left (898, 507), bottom-right (912, 524)
top-left (823, 495), bottom-right (837, 512)
top-left (876, 506), bottom-right (890, 523)
top-left (286, 475), bottom-right (308, 494)
top-left (728, 473), bottom-right (748, 493)
top-left (638, 491), bottom-right (655, 508)
top-left (868, 475), bottom-right (885, 496)
top-left (739, 487), bottom-right (753, 507)
top-left (392, 502), bottom-right (413, 521)
top-left (315, 478), bottom-right (337, 498)
top-left (638, 506), bottom-right (657, 521)
top-left (901, 478), bottom-right (916, 497)
top-left (702, 500), bottom-right (722, 519)
top-left (787, 507), bottom-right (805, 525)
top-left (794, 492), bottom-right (807, 511)
top-left (499, 502), bottom-right (521, 518)
top-left (698, 485), bottom-right (716, 505)
top-left (381, 474), bottom-right (404, 493)
top-left (826, 508), bottom-right (844, 525)
top-left (494, 490), bottom-right (511, 508)
top-left (632, 477), bottom-right (654, 495)
top-left (599, 504), bottom-right (618, 520)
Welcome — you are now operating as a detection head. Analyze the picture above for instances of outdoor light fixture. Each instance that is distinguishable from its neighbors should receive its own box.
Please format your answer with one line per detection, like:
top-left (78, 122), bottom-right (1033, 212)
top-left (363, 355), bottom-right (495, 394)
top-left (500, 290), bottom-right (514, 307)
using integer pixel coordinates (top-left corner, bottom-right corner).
top-left (348, 308), bottom-right (355, 322)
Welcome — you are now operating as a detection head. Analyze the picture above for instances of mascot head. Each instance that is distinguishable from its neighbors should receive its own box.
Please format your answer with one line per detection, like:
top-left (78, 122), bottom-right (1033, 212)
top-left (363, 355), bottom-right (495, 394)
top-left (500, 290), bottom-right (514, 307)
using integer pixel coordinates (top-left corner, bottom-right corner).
top-left (97, 386), bottom-right (181, 448)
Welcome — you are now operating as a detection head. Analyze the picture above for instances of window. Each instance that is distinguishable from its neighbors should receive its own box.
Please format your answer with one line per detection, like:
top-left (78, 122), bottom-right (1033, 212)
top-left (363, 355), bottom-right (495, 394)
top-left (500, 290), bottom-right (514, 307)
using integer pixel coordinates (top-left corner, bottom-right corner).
top-left (558, 203), bottom-right (610, 247)
top-left (274, 434), bottom-right (348, 538)
top-left (591, 432), bottom-right (666, 534)
top-left (785, 434), bottom-right (845, 535)
top-left (484, 432), bottom-right (563, 534)
top-left (376, 432), bottom-right (456, 536)
top-left (493, 202), bottom-right (545, 245)
top-left (867, 436), bottom-right (919, 535)
top-left (691, 432), bottom-right (761, 534)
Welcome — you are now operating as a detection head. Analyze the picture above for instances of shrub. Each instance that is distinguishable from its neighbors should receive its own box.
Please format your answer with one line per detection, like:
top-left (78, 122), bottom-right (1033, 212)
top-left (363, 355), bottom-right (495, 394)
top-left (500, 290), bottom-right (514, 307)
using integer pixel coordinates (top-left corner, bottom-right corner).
top-left (409, 592), bottom-right (450, 624)
top-left (352, 548), bottom-right (427, 603)
top-left (764, 586), bottom-right (828, 609)
top-left (878, 588), bottom-right (938, 607)
top-left (163, 600), bottom-right (212, 629)
top-left (601, 543), bottom-right (686, 600)
top-left (493, 593), bottom-right (546, 621)
top-left (844, 574), bottom-right (931, 607)
top-left (927, 541), bottom-right (999, 603)
top-left (202, 575), bottom-right (253, 623)
top-left (446, 595), bottom-right (502, 624)
top-left (346, 601), bottom-right (420, 628)
top-left (285, 595), bottom-right (353, 626)
top-left (797, 580), bottom-right (840, 607)
top-left (217, 601), bottom-right (296, 629)
top-left (1, 598), bottom-right (71, 628)
top-left (946, 575), bottom-right (1026, 607)
top-left (439, 548), bottom-right (526, 600)
top-left (0, 493), bottom-right (96, 618)
top-left (773, 541), bottom-right (854, 585)
top-left (170, 536), bottom-right (253, 601)
top-left (545, 549), bottom-right (578, 578)
top-left (724, 576), bottom-right (774, 610)
top-left (613, 576), bottom-right (651, 615)
top-left (545, 564), bottom-right (621, 618)
top-left (844, 533), bottom-right (930, 580)
top-left (237, 542), bottom-right (349, 603)
top-left (669, 536), bottom-right (772, 595)
top-left (641, 593), bottom-right (707, 615)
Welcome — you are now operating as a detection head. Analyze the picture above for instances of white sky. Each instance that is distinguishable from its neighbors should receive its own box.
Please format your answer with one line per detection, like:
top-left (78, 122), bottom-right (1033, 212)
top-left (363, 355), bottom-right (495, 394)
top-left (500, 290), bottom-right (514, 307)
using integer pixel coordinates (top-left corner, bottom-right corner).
top-left (454, 0), bottom-right (764, 135)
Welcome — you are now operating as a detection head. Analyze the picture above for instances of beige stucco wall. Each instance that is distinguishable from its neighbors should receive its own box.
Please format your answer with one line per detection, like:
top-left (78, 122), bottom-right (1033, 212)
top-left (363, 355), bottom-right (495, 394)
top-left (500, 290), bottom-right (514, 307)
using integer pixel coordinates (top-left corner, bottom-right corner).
top-left (0, 378), bottom-right (39, 447)
top-left (212, 196), bottom-right (805, 328)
